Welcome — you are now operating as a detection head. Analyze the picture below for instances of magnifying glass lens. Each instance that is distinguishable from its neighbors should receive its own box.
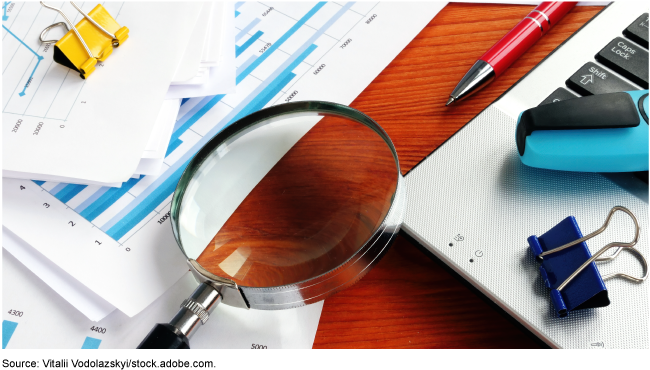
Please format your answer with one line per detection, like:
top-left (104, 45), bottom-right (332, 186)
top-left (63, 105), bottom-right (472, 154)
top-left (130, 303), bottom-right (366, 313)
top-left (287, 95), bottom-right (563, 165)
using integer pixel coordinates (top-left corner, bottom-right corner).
top-left (177, 112), bottom-right (398, 288)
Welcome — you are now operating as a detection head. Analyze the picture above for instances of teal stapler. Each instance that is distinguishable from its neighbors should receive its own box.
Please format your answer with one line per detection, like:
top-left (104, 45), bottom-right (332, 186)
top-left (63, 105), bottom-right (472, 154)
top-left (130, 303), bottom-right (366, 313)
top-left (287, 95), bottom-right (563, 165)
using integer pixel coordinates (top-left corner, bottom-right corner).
top-left (516, 90), bottom-right (649, 172)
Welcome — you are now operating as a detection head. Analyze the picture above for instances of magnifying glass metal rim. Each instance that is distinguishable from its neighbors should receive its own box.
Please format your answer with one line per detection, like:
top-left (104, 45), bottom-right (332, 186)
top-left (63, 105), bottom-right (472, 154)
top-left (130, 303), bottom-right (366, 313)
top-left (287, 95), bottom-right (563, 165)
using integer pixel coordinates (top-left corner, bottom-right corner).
top-left (170, 101), bottom-right (406, 310)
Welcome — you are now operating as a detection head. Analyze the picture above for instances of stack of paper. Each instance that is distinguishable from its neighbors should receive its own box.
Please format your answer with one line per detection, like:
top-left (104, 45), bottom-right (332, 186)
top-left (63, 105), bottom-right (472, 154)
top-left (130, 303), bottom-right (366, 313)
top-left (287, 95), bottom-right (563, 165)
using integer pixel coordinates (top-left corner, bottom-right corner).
top-left (2, 2), bottom-right (235, 186)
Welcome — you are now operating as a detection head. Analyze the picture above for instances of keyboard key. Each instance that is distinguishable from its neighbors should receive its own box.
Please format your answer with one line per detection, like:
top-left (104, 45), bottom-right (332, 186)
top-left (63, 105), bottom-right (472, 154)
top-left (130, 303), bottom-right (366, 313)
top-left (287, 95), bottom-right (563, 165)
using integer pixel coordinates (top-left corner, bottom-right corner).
top-left (595, 37), bottom-right (648, 88)
top-left (623, 13), bottom-right (649, 48)
top-left (566, 62), bottom-right (637, 96)
top-left (539, 87), bottom-right (578, 105)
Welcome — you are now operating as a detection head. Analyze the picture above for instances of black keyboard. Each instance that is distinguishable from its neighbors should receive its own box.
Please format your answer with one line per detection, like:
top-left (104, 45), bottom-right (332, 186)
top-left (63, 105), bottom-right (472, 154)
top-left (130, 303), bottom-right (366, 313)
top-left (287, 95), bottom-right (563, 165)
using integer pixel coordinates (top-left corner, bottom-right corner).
top-left (538, 12), bottom-right (649, 182)
top-left (540, 13), bottom-right (648, 103)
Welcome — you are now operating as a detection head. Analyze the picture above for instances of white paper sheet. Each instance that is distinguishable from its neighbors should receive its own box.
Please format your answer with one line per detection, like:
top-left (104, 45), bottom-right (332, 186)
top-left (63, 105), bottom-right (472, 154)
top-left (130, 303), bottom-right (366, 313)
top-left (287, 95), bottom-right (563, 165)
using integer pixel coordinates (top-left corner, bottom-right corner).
top-left (3, 228), bottom-right (116, 322)
top-left (4, 1), bottom-right (447, 318)
top-left (4, 99), bottom-right (181, 184)
top-left (171, 67), bottom-right (210, 86)
top-left (202, 2), bottom-right (226, 67)
top-left (3, 2), bottom-right (202, 184)
top-left (166, 3), bottom-right (236, 98)
top-left (2, 250), bottom-right (324, 349)
top-left (199, 2), bottom-right (217, 66)
top-left (141, 99), bottom-right (181, 159)
top-left (3, 177), bottom-right (189, 317)
top-left (171, 2), bottom-right (211, 84)
top-left (134, 99), bottom-right (182, 176)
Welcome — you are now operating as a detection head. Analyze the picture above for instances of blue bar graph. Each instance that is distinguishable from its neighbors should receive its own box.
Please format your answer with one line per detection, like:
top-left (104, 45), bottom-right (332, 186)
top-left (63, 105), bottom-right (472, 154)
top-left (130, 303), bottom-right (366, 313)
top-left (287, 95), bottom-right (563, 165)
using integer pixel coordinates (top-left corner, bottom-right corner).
top-left (75, 186), bottom-right (110, 213)
top-left (237, 2), bottom-right (326, 84)
top-left (236, 30), bottom-right (263, 57)
top-left (236, 18), bottom-right (260, 42)
top-left (167, 94), bottom-right (225, 157)
top-left (54, 184), bottom-right (87, 203)
top-left (237, 55), bottom-right (257, 76)
top-left (80, 176), bottom-right (142, 221)
top-left (49, 183), bottom-right (68, 195)
top-left (105, 161), bottom-right (190, 239)
top-left (3, 320), bottom-right (18, 349)
top-left (165, 139), bottom-right (183, 157)
top-left (99, 2), bottom-right (332, 240)
top-left (235, 44), bottom-right (317, 121)
top-left (81, 336), bottom-right (101, 349)
top-left (32, 2), bottom-right (357, 243)
top-left (252, 73), bottom-right (296, 112)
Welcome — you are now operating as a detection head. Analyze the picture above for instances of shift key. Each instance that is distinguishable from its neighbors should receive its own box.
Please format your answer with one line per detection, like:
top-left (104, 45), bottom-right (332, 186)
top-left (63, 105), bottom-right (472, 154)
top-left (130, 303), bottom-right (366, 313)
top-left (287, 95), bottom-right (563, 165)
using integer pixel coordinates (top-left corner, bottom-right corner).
top-left (566, 62), bottom-right (637, 95)
top-left (596, 37), bottom-right (648, 88)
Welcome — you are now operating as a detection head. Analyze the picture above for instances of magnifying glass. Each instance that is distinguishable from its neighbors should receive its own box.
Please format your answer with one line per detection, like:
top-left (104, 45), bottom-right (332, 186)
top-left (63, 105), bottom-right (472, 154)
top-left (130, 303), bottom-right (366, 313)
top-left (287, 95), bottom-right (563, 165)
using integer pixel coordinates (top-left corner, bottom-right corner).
top-left (137, 101), bottom-right (405, 349)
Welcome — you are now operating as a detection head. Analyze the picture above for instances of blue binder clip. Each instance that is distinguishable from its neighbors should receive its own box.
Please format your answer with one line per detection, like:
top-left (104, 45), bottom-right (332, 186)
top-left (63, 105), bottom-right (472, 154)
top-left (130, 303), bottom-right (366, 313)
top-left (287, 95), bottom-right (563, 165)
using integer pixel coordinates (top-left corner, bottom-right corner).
top-left (528, 206), bottom-right (648, 318)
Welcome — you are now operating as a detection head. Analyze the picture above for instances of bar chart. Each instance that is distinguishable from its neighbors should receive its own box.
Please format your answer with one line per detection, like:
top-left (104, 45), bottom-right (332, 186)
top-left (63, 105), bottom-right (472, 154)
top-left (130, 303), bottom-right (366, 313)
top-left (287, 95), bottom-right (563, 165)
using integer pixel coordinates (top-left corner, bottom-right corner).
top-left (2, 320), bottom-right (18, 349)
top-left (81, 337), bottom-right (102, 349)
top-left (31, 1), bottom-right (366, 244)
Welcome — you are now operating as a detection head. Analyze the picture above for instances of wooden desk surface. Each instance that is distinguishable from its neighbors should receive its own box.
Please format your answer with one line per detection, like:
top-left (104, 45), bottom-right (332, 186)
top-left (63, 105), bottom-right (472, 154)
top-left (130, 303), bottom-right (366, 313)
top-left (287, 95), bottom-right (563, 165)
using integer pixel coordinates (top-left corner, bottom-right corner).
top-left (312, 2), bottom-right (604, 349)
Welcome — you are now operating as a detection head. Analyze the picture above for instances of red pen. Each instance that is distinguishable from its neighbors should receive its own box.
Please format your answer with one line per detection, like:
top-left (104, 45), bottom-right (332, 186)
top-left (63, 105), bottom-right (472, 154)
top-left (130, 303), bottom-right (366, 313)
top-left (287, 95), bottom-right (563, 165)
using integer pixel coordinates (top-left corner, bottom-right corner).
top-left (446, 1), bottom-right (577, 106)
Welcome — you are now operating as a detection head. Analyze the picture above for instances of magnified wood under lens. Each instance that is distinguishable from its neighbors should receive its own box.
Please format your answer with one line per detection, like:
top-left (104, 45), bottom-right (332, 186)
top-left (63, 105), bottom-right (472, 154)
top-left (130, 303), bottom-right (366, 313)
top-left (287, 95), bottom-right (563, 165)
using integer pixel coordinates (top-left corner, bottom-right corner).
top-left (196, 115), bottom-right (398, 287)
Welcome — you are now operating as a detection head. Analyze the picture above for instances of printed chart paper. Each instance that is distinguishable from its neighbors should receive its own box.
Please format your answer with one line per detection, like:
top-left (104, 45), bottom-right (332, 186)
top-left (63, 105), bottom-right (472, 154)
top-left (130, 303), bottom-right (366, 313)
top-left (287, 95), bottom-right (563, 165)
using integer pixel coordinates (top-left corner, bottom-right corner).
top-left (3, 227), bottom-right (116, 322)
top-left (4, 2), bottom-right (446, 317)
top-left (3, 250), bottom-right (324, 349)
top-left (2, 2), bottom-right (202, 183)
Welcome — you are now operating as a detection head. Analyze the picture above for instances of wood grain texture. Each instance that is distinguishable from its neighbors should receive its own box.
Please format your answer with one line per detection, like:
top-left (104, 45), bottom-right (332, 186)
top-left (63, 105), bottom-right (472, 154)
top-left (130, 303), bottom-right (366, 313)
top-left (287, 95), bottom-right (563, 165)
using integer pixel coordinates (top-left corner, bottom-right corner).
top-left (312, 2), bottom-right (603, 349)
top-left (196, 117), bottom-right (398, 287)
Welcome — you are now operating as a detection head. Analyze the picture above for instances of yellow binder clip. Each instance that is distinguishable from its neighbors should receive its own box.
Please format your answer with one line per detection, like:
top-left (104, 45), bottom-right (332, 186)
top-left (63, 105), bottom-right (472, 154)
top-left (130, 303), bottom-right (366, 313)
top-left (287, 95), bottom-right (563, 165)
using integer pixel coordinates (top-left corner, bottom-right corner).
top-left (39, 1), bottom-right (129, 79)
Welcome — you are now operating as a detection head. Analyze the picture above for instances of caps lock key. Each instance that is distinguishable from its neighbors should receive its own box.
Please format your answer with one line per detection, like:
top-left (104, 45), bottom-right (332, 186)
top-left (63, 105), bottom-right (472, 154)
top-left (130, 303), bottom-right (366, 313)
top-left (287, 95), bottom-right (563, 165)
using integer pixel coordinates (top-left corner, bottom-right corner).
top-left (596, 37), bottom-right (648, 88)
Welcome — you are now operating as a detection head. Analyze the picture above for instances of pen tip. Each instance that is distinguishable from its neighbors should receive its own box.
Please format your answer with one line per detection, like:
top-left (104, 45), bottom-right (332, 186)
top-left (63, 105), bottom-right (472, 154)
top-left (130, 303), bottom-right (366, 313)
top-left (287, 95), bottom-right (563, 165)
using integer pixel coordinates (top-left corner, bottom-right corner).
top-left (446, 96), bottom-right (455, 106)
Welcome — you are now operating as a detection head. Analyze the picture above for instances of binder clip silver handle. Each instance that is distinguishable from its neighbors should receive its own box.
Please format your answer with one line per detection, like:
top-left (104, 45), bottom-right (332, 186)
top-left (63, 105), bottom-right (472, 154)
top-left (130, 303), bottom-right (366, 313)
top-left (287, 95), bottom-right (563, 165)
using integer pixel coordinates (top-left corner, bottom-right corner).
top-left (599, 247), bottom-right (648, 283)
top-left (39, 1), bottom-right (121, 56)
top-left (69, 1), bottom-right (120, 47)
top-left (539, 206), bottom-right (647, 292)
top-left (537, 206), bottom-right (639, 261)
top-left (40, 1), bottom-right (95, 59)
top-left (40, 22), bottom-right (69, 44)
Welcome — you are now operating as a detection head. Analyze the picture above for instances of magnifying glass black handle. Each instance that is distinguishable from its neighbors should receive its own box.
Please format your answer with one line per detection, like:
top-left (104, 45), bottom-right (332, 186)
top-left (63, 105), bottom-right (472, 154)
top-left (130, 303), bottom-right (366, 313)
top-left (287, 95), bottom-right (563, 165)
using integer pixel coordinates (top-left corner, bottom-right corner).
top-left (137, 282), bottom-right (222, 349)
top-left (137, 324), bottom-right (190, 349)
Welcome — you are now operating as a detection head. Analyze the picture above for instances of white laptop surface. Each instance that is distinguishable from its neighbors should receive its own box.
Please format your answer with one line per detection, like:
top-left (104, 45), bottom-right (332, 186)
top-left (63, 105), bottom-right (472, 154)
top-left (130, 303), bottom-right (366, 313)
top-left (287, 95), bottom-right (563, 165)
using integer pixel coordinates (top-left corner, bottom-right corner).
top-left (403, 2), bottom-right (649, 349)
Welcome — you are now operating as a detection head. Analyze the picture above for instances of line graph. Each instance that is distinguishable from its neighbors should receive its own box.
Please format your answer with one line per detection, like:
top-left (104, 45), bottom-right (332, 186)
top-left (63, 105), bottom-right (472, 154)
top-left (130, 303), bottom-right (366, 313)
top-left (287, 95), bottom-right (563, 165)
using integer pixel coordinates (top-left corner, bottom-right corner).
top-left (2, 24), bottom-right (44, 97)
top-left (3, 2), bottom-right (11, 21)
top-left (2, 2), bottom-right (123, 119)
